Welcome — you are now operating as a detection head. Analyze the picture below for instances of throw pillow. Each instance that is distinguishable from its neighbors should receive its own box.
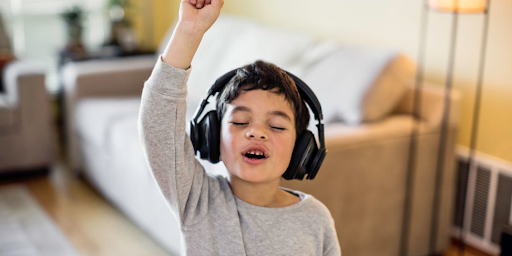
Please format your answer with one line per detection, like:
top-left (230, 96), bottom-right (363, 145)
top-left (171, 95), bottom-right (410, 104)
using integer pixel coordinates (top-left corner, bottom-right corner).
top-left (302, 46), bottom-right (415, 125)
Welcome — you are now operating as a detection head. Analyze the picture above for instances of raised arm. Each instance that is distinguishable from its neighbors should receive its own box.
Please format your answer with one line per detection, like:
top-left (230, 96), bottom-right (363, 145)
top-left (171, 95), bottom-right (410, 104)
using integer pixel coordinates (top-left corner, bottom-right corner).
top-left (162, 0), bottom-right (224, 69)
top-left (138, 0), bottom-right (224, 226)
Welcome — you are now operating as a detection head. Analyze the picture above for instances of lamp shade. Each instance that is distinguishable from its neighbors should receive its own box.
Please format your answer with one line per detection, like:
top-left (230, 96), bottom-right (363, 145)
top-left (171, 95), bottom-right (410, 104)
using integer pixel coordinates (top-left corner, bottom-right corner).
top-left (428, 0), bottom-right (486, 13)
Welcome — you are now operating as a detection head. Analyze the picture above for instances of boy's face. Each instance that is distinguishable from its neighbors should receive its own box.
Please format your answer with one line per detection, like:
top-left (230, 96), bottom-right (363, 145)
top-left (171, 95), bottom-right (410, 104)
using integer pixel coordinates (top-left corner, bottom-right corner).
top-left (219, 89), bottom-right (296, 184)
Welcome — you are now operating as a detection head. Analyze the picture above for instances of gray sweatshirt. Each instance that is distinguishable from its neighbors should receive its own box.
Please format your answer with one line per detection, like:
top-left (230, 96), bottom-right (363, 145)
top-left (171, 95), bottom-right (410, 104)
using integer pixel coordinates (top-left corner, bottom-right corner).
top-left (138, 57), bottom-right (341, 256)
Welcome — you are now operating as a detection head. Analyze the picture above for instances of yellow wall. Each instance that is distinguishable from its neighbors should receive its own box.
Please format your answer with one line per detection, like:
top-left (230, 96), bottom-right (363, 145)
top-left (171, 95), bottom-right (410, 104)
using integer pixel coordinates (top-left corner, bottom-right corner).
top-left (149, 0), bottom-right (512, 163)
top-left (128, 0), bottom-right (176, 51)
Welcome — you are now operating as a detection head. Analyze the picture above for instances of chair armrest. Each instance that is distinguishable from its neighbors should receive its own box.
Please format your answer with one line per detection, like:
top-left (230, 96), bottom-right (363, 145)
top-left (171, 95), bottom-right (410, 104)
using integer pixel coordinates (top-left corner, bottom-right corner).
top-left (0, 60), bottom-right (52, 169)
top-left (3, 60), bottom-right (46, 107)
top-left (1, 60), bottom-right (47, 129)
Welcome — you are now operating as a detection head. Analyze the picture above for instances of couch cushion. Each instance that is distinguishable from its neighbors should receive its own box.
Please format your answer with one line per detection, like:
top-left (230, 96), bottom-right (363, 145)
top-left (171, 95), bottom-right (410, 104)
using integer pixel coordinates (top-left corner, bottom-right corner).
top-left (75, 96), bottom-right (230, 178)
top-left (74, 98), bottom-right (143, 150)
top-left (184, 15), bottom-right (317, 103)
top-left (74, 98), bottom-right (227, 171)
top-left (302, 46), bottom-right (415, 125)
top-left (75, 97), bottom-right (199, 148)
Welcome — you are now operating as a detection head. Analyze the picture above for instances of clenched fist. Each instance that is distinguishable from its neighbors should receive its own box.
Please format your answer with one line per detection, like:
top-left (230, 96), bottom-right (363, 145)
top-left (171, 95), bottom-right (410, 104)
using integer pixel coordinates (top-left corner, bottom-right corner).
top-left (161, 0), bottom-right (224, 69)
top-left (179, 0), bottom-right (224, 34)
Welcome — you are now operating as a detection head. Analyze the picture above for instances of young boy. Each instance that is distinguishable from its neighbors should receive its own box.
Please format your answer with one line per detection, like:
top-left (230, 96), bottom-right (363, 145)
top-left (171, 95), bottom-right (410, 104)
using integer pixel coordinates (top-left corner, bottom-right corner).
top-left (138, 0), bottom-right (341, 255)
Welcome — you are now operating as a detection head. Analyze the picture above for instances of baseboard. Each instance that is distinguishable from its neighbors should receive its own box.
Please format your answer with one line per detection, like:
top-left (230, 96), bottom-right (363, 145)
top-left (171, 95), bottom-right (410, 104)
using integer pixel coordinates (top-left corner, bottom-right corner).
top-left (450, 238), bottom-right (494, 256)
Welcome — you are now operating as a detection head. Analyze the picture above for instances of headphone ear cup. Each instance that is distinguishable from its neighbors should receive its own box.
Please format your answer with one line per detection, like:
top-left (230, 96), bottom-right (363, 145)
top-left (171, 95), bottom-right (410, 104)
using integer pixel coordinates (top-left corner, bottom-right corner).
top-left (283, 131), bottom-right (317, 180)
top-left (206, 111), bottom-right (221, 163)
top-left (307, 149), bottom-right (326, 180)
top-left (197, 110), bottom-right (221, 163)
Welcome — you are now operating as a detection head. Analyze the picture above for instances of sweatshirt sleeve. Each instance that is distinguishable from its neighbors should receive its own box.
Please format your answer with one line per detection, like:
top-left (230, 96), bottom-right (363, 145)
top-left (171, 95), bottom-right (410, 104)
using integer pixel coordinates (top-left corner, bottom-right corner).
top-left (138, 56), bottom-right (213, 226)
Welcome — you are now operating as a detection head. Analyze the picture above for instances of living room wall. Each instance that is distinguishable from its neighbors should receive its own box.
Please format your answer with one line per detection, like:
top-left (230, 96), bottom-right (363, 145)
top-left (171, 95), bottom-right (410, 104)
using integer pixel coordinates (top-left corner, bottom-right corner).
top-left (148, 0), bottom-right (512, 164)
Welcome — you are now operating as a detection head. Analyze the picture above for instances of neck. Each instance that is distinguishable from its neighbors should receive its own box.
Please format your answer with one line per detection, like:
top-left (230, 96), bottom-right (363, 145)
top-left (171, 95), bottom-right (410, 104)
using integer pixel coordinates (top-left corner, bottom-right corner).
top-left (228, 175), bottom-right (285, 208)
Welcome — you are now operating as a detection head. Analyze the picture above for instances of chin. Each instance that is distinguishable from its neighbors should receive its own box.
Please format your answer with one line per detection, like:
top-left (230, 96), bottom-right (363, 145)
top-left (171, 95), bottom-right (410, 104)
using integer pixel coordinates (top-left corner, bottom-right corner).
top-left (236, 171), bottom-right (267, 183)
top-left (234, 167), bottom-right (281, 184)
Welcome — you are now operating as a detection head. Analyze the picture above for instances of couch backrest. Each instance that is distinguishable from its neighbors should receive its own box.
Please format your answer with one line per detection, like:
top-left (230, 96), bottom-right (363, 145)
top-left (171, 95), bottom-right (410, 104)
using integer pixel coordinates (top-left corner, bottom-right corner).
top-left (159, 15), bottom-right (317, 103)
top-left (160, 15), bottom-right (419, 127)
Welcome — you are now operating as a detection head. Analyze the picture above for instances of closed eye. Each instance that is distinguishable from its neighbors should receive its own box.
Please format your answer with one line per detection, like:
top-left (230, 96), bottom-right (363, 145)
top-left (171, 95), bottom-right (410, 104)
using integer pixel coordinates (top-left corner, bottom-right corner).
top-left (232, 122), bottom-right (285, 130)
top-left (271, 126), bottom-right (286, 131)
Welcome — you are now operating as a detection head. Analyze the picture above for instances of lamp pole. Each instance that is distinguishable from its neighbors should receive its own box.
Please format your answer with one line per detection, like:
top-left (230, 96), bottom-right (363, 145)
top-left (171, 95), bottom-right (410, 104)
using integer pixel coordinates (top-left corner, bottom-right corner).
top-left (400, 0), bottom-right (429, 255)
top-left (402, 0), bottom-right (490, 255)
top-left (459, 0), bottom-right (491, 255)
top-left (426, 0), bottom-right (490, 255)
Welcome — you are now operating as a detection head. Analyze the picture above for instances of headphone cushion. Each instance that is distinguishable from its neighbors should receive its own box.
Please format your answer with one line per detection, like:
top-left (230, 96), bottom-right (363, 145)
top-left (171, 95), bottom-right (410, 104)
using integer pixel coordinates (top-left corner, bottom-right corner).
top-left (283, 130), bottom-right (317, 180)
top-left (197, 110), bottom-right (221, 163)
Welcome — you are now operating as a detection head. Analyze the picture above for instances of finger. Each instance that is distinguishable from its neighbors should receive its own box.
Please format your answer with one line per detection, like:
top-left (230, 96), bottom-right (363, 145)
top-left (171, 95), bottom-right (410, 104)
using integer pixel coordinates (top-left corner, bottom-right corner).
top-left (196, 0), bottom-right (205, 8)
top-left (189, 0), bottom-right (196, 5)
top-left (204, 0), bottom-right (212, 6)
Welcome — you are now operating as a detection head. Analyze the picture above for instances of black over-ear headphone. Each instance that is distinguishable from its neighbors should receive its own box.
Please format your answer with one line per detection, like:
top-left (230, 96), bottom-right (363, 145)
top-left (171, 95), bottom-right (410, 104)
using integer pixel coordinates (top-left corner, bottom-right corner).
top-left (189, 68), bottom-right (327, 180)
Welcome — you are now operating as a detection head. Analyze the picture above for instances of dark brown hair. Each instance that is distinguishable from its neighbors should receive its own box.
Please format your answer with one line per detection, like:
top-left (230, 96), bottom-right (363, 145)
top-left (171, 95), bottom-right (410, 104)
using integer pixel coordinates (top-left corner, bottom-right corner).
top-left (216, 60), bottom-right (310, 137)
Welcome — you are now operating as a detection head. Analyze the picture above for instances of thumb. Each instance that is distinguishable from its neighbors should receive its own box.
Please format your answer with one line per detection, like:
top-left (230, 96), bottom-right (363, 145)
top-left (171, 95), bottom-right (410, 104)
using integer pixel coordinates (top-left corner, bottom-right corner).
top-left (210, 0), bottom-right (224, 12)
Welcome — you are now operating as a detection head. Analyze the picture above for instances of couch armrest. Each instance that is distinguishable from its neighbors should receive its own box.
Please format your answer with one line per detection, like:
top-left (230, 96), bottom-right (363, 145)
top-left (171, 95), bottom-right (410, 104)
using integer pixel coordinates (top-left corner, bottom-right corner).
top-left (393, 81), bottom-right (461, 128)
top-left (322, 115), bottom-right (433, 149)
top-left (62, 55), bottom-right (157, 100)
top-left (62, 54), bottom-right (157, 172)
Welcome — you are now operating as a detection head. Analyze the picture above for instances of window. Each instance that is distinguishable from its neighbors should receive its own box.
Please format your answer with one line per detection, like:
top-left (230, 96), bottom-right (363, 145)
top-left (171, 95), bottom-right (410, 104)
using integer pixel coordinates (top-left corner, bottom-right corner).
top-left (0, 0), bottom-right (109, 94)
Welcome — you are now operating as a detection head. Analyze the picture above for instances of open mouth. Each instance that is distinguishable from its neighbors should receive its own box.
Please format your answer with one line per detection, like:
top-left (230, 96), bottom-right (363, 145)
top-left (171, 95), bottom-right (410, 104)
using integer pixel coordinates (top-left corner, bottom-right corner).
top-left (244, 151), bottom-right (267, 159)
top-left (241, 147), bottom-right (269, 164)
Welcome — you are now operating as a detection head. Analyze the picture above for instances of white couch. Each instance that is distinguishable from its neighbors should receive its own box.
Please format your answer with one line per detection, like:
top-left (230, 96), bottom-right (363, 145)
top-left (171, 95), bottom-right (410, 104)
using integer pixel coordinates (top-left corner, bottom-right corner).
top-left (62, 15), bottom-right (460, 256)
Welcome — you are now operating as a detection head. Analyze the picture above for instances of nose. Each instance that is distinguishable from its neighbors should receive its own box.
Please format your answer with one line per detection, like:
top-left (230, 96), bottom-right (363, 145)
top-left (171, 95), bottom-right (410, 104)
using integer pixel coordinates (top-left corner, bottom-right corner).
top-left (246, 125), bottom-right (268, 140)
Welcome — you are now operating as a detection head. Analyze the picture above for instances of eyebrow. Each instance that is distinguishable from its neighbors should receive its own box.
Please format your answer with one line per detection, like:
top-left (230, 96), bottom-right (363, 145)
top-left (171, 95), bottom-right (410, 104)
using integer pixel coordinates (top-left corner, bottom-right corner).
top-left (232, 106), bottom-right (292, 122)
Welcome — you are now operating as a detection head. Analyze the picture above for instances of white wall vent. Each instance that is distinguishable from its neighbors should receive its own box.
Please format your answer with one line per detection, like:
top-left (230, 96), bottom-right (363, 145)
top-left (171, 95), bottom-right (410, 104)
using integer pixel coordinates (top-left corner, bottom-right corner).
top-left (452, 146), bottom-right (512, 255)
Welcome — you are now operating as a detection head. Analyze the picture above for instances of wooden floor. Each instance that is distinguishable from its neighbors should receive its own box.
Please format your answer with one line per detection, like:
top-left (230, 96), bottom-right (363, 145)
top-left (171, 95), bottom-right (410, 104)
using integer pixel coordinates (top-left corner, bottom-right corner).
top-left (0, 150), bottom-right (493, 256)
top-left (1, 158), bottom-right (173, 256)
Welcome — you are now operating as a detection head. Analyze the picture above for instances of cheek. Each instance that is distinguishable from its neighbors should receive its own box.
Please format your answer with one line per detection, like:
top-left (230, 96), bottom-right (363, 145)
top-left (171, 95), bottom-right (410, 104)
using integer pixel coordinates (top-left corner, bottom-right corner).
top-left (274, 134), bottom-right (296, 158)
top-left (220, 126), bottom-right (237, 157)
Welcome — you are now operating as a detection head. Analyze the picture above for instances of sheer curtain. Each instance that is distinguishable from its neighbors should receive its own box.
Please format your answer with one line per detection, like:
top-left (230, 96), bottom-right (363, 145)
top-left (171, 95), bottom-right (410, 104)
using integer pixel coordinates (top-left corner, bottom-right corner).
top-left (0, 0), bottom-right (109, 94)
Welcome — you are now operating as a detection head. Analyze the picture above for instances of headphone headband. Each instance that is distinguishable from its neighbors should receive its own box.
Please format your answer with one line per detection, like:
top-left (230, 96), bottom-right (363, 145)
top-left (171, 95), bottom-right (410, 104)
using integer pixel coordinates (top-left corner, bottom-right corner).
top-left (209, 69), bottom-right (323, 121)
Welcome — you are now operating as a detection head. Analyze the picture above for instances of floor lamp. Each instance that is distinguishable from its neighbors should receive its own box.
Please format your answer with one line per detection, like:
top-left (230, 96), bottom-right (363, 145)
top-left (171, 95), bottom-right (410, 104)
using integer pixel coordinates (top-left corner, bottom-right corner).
top-left (401, 0), bottom-right (491, 255)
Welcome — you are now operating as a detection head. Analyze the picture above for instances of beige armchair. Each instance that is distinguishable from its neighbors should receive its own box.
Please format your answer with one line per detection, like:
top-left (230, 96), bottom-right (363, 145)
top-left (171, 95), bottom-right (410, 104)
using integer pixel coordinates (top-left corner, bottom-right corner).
top-left (0, 60), bottom-right (53, 176)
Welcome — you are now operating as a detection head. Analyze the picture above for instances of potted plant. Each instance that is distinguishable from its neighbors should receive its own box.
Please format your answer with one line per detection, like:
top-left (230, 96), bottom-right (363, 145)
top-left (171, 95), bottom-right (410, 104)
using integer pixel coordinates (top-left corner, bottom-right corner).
top-left (61, 5), bottom-right (84, 45)
top-left (60, 5), bottom-right (86, 60)
top-left (106, 0), bottom-right (139, 53)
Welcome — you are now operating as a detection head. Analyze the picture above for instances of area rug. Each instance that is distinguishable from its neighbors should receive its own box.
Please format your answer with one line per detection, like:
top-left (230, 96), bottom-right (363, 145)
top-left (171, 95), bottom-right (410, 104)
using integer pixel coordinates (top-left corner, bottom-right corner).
top-left (0, 185), bottom-right (80, 256)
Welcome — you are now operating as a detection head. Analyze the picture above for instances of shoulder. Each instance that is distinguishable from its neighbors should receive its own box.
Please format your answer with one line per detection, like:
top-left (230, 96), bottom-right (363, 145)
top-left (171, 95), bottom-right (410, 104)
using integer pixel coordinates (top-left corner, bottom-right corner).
top-left (305, 196), bottom-right (336, 223)
top-left (288, 191), bottom-right (341, 255)
top-left (281, 187), bottom-right (335, 224)
top-left (304, 196), bottom-right (341, 255)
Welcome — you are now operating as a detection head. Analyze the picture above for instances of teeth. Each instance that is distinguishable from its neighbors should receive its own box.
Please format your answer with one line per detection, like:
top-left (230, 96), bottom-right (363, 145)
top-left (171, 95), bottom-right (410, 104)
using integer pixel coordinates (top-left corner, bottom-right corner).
top-left (247, 150), bottom-right (264, 156)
